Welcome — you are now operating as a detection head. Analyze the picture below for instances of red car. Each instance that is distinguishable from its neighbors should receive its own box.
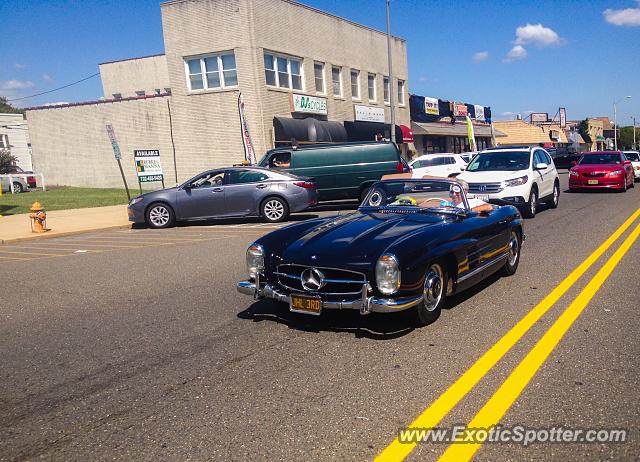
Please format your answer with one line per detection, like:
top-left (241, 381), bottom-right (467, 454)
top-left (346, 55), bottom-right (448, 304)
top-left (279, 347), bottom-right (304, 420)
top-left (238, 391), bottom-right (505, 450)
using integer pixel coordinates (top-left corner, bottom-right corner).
top-left (569, 151), bottom-right (635, 192)
top-left (8, 165), bottom-right (36, 189)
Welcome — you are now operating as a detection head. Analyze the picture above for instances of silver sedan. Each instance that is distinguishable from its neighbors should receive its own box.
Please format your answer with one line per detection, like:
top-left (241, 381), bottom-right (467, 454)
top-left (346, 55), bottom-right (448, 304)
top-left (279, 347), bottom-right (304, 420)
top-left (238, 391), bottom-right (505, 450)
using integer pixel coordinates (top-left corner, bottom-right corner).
top-left (127, 167), bottom-right (318, 228)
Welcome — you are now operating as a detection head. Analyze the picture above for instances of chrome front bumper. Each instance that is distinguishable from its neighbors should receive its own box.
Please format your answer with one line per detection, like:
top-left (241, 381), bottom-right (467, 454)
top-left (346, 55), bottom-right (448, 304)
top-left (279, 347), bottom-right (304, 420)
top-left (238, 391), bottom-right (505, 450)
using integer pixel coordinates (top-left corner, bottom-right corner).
top-left (237, 281), bottom-right (423, 315)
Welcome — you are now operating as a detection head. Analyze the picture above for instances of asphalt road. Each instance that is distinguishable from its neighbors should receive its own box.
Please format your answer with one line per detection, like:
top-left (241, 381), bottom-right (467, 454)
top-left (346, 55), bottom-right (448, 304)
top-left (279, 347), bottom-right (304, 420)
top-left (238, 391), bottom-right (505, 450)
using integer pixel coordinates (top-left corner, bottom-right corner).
top-left (1, 173), bottom-right (639, 461)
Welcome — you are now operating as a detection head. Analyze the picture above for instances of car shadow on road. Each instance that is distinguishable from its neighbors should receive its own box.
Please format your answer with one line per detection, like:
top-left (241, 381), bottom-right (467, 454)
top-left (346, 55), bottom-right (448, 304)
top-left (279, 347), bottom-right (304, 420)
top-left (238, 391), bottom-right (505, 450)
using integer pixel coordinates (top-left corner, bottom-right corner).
top-left (237, 300), bottom-right (416, 340)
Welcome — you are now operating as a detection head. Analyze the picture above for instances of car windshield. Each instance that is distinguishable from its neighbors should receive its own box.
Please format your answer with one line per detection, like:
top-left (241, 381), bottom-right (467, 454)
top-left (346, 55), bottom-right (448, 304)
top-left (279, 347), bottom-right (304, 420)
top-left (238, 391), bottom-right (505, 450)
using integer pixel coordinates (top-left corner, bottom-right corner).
top-left (624, 152), bottom-right (639, 162)
top-left (360, 179), bottom-right (468, 213)
top-left (578, 154), bottom-right (622, 165)
top-left (465, 151), bottom-right (530, 171)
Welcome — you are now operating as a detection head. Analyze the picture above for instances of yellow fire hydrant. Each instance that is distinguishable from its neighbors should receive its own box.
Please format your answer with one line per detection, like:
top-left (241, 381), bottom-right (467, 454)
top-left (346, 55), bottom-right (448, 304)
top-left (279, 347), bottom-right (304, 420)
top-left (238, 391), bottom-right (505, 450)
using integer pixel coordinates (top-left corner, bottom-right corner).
top-left (29, 202), bottom-right (49, 233)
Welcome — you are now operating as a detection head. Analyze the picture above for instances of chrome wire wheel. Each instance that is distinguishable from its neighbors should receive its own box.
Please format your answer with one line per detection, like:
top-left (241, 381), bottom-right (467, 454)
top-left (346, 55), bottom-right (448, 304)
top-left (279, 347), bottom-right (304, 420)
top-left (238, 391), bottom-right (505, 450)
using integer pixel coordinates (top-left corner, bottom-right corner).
top-left (508, 231), bottom-right (520, 266)
top-left (149, 205), bottom-right (170, 227)
top-left (264, 199), bottom-right (284, 221)
top-left (423, 263), bottom-right (444, 312)
top-left (552, 184), bottom-right (559, 206)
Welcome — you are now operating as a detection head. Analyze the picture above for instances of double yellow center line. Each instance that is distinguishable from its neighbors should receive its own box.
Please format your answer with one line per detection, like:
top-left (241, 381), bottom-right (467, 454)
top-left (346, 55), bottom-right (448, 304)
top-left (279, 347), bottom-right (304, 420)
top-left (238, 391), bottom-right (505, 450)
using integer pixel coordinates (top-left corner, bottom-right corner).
top-left (376, 207), bottom-right (640, 462)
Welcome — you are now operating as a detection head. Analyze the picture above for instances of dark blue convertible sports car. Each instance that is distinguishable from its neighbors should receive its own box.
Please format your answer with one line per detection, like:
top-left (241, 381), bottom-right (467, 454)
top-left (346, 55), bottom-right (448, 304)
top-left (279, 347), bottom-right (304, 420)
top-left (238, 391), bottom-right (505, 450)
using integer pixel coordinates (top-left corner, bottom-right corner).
top-left (237, 178), bottom-right (524, 326)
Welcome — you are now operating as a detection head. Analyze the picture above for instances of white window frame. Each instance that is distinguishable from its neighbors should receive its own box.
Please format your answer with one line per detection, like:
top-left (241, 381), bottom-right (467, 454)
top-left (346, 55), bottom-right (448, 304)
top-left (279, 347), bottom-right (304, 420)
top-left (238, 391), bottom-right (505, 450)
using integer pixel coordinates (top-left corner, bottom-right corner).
top-left (264, 52), bottom-right (304, 91)
top-left (314, 61), bottom-right (325, 94)
top-left (184, 51), bottom-right (238, 92)
top-left (367, 73), bottom-right (376, 102)
top-left (0, 134), bottom-right (9, 149)
top-left (383, 76), bottom-right (390, 104)
top-left (397, 79), bottom-right (405, 106)
top-left (332, 65), bottom-right (342, 97)
top-left (350, 69), bottom-right (360, 100)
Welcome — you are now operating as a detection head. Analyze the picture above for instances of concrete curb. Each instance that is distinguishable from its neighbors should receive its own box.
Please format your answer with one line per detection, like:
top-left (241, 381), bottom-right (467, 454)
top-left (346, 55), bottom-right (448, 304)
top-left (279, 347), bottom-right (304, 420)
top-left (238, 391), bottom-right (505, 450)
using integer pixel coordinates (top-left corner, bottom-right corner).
top-left (0, 223), bottom-right (133, 245)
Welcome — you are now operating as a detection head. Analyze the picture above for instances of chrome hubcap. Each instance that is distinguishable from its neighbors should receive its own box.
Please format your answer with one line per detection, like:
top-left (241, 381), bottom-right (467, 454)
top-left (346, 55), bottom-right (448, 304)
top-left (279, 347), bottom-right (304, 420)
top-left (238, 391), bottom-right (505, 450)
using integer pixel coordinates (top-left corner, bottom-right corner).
top-left (530, 193), bottom-right (536, 214)
top-left (149, 206), bottom-right (169, 226)
top-left (423, 264), bottom-right (443, 312)
top-left (508, 232), bottom-right (519, 266)
top-left (553, 186), bottom-right (558, 204)
top-left (264, 200), bottom-right (284, 220)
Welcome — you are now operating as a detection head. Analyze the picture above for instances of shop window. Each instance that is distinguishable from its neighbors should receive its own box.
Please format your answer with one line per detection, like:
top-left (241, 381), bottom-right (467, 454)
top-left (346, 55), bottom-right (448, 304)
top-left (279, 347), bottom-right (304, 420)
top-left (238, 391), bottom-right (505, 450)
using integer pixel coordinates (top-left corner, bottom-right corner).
top-left (397, 79), bottom-right (405, 105)
top-left (314, 62), bottom-right (325, 93)
top-left (368, 73), bottom-right (376, 102)
top-left (332, 66), bottom-right (342, 96)
top-left (350, 69), bottom-right (360, 100)
top-left (264, 52), bottom-right (303, 90)
top-left (185, 52), bottom-right (237, 91)
top-left (383, 76), bottom-right (390, 103)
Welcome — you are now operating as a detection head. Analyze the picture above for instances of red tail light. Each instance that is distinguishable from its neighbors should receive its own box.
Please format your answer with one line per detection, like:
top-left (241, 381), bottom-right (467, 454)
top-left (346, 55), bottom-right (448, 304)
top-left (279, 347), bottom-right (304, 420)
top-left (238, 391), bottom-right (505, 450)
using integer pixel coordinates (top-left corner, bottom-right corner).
top-left (293, 181), bottom-right (316, 189)
top-left (396, 162), bottom-right (404, 173)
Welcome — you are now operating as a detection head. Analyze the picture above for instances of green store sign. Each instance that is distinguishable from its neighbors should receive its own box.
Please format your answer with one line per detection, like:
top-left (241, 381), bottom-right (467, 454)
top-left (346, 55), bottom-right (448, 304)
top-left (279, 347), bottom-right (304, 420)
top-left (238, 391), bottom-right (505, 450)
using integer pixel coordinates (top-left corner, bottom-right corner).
top-left (291, 94), bottom-right (327, 115)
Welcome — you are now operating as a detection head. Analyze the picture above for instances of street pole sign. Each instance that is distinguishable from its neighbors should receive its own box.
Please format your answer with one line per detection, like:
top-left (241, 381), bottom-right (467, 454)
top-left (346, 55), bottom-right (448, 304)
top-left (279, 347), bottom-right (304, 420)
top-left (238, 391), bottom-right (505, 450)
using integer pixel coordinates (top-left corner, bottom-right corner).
top-left (106, 124), bottom-right (130, 200)
top-left (134, 149), bottom-right (164, 189)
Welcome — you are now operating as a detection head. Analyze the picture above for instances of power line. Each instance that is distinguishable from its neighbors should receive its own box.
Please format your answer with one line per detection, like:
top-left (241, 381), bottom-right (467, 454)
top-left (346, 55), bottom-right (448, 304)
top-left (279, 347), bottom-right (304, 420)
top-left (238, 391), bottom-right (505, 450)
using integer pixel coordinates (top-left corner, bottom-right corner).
top-left (7, 72), bottom-right (100, 102)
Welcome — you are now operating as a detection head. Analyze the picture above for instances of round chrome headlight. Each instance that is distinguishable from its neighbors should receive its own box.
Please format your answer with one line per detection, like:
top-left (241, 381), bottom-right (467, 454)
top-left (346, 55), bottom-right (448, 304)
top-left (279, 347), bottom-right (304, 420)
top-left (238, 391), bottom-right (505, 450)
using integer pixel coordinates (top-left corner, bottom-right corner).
top-left (376, 253), bottom-right (401, 295)
top-left (246, 244), bottom-right (264, 279)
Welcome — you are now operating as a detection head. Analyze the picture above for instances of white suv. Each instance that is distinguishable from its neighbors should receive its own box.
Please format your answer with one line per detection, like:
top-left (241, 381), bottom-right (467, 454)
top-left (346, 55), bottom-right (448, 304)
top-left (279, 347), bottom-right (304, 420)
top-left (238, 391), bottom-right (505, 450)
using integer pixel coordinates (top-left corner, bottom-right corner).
top-left (457, 147), bottom-right (560, 218)
top-left (409, 153), bottom-right (468, 178)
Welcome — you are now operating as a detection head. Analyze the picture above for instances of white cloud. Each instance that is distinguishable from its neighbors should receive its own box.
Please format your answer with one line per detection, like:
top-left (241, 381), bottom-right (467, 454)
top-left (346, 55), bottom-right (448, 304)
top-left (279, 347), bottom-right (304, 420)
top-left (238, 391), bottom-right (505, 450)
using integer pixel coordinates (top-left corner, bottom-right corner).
top-left (0, 80), bottom-right (35, 91)
top-left (14, 63), bottom-right (26, 70)
top-left (514, 23), bottom-right (562, 47)
top-left (418, 75), bottom-right (428, 82)
top-left (603, 1), bottom-right (640, 26)
top-left (504, 45), bottom-right (528, 62)
top-left (473, 51), bottom-right (489, 62)
top-left (42, 74), bottom-right (54, 83)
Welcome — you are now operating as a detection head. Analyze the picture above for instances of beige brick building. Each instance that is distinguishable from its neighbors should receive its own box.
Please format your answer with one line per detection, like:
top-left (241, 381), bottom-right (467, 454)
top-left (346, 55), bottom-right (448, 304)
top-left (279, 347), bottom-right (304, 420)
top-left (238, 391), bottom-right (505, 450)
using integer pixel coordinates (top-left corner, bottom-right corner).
top-left (26, 0), bottom-right (410, 188)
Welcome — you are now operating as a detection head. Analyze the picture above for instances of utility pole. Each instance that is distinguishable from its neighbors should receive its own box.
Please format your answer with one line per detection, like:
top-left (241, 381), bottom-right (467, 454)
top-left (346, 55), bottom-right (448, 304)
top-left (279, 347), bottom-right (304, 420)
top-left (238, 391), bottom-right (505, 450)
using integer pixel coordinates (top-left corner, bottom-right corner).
top-left (614, 96), bottom-right (631, 151)
top-left (386, 0), bottom-right (396, 144)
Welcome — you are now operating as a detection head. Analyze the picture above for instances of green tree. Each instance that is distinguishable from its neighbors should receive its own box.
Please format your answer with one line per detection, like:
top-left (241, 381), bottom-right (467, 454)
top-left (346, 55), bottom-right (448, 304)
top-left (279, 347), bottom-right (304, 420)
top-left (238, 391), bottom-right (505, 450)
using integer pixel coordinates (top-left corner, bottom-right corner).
top-left (577, 119), bottom-right (591, 143)
top-left (0, 96), bottom-right (25, 114)
top-left (618, 126), bottom-right (636, 150)
top-left (0, 149), bottom-right (18, 174)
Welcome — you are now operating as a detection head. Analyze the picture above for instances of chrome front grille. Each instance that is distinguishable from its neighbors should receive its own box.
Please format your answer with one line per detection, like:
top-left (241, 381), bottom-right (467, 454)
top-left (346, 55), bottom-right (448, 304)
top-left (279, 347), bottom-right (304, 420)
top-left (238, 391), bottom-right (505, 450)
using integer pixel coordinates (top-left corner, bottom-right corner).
top-left (468, 182), bottom-right (503, 194)
top-left (275, 264), bottom-right (367, 295)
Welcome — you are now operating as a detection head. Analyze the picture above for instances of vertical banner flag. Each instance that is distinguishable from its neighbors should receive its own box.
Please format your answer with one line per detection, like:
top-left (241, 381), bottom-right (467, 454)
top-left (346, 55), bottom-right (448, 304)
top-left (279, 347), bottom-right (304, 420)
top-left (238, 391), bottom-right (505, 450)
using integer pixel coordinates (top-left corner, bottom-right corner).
top-left (424, 97), bottom-right (439, 115)
top-left (466, 115), bottom-right (478, 151)
top-left (238, 92), bottom-right (256, 164)
top-left (474, 105), bottom-right (485, 122)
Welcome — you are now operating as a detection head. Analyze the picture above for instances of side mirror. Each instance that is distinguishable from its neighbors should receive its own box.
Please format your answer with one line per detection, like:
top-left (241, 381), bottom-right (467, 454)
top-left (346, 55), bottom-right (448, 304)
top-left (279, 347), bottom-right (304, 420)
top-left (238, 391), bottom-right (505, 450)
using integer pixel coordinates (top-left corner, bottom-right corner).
top-left (535, 162), bottom-right (548, 170)
top-left (624, 160), bottom-right (632, 165)
top-left (570, 161), bottom-right (577, 167)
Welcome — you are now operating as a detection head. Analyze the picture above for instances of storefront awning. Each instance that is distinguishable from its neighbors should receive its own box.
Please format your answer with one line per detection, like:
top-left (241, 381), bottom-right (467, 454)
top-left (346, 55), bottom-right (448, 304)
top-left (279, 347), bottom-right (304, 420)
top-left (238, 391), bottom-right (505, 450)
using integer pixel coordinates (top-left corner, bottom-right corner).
top-left (273, 116), bottom-right (347, 144)
top-left (400, 124), bottom-right (414, 143)
top-left (344, 121), bottom-right (404, 143)
top-left (411, 121), bottom-right (505, 138)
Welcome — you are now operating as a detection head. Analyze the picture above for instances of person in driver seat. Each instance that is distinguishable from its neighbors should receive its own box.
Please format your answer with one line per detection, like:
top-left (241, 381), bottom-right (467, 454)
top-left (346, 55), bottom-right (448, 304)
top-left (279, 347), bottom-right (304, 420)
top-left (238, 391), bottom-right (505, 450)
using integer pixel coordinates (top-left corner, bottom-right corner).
top-left (452, 179), bottom-right (493, 213)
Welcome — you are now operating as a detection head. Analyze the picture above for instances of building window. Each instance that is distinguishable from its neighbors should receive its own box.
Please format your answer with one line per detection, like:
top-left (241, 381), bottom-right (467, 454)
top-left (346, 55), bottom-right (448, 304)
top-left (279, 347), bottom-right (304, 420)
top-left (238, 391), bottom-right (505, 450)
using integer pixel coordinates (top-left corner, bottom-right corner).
top-left (164, 87), bottom-right (172, 94)
top-left (397, 79), bottom-right (405, 105)
top-left (154, 88), bottom-right (161, 95)
top-left (368, 73), bottom-right (376, 102)
top-left (112, 93), bottom-right (122, 100)
top-left (332, 66), bottom-right (342, 96)
top-left (383, 76), bottom-right (390, 103)
top-left (314, 62), bottom-right (325, 94)
top-left (0, 134), bottom-right (9, 149)
top-left (185, 52), bottom-right (237, 91)
top-left (350, 69), bottom-right (360, 99)
top-left (264, 52), bottom-right (303, 90)
top-left (135, 90), bottom-right (145, 97)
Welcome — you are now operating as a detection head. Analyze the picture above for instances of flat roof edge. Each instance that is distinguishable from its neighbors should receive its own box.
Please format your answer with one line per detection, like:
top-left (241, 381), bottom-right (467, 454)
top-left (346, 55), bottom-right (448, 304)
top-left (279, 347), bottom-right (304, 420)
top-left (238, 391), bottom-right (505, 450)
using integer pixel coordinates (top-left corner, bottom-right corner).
top-left (99, 53), bottom-right (166, 66)
top-left (24, 93), bottom-right (171, 111)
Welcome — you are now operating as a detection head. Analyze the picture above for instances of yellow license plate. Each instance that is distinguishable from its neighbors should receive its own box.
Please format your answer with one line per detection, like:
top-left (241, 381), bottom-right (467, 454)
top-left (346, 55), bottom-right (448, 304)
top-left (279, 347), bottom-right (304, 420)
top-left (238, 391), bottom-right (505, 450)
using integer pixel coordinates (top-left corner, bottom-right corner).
top-left (290, 294), bottom-right (322, 315)
top-left (588, 179), bottom-right (598, 185)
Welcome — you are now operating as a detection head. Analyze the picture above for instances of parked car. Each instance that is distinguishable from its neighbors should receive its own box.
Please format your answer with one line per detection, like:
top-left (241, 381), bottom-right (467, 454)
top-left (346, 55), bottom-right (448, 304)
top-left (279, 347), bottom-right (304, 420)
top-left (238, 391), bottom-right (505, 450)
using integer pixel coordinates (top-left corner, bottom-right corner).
top-left (0, 174), bottom-right (29, 193)
top-left (258, 141), bottom-right (409, 202)
top-left (237, 178), bottom-right (523, 326)
top-left (8, 166), bottom-right (37, 188)
top-left (128, 167), bottom-right (317, 228)
top-left (569, 151), bottom-right (635, 192)
top-left (457, 147), bottom-right (560, 218)
top-left (622, 151), bottom-right (640, 181)
top-left (409, 153), bottom-right (468, 178)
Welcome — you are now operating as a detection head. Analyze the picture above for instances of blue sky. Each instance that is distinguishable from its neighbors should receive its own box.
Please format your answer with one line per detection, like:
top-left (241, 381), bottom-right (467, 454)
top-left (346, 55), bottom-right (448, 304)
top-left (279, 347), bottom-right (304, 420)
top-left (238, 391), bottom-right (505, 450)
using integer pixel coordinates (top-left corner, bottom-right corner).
top-left (1, 0), bottom-right (639, 124)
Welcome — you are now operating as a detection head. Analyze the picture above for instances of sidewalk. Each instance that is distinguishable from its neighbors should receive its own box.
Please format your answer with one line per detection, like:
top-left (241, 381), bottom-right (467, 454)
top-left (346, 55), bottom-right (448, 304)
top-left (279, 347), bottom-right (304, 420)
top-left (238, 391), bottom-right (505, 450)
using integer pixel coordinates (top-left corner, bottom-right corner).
top-left (0, 204), bottom-right (131, 244)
